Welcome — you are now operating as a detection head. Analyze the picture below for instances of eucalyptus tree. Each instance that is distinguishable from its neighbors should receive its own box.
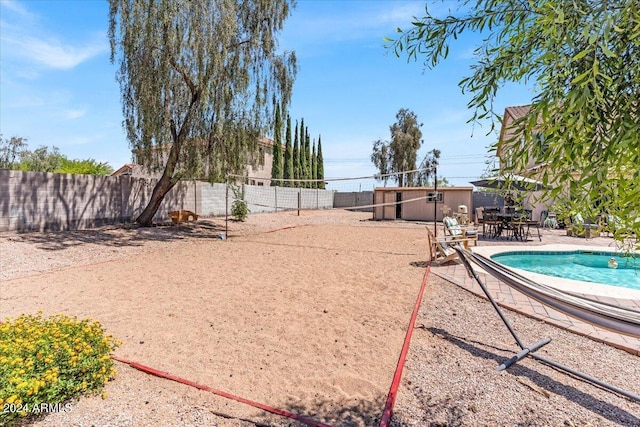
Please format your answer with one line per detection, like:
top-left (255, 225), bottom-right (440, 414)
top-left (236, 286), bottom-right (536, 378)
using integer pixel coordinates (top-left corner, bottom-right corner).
top-left (389, 0), bottom-right (640, 242)
top-left (108, 0), bottom-right (296, 225)
top-left (416, 148), bottom-right (440, 187)
top-left (371, 108), bottom-right (423, 187)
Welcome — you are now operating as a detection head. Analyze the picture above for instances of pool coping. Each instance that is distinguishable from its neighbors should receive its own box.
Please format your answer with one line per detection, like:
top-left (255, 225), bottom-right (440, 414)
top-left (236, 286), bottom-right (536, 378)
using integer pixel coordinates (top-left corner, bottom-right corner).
top-left (472, 244), bottom-right (640, 300)
top-left (430, 243), bottom-right (640, 356)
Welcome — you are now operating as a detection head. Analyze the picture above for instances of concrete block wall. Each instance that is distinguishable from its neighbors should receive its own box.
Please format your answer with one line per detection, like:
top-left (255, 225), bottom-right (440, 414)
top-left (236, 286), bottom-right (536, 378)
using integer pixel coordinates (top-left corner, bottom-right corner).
top-left (1, 170), bottom-right (125, 231)
top-left (0, 170), bottom-right (197, 232)
top-left (1, 170), bottom-right (369, 232)
top-left (333, 191), bottom-right (374, 212)
top-left (200, 183), bottom-right (231, 217)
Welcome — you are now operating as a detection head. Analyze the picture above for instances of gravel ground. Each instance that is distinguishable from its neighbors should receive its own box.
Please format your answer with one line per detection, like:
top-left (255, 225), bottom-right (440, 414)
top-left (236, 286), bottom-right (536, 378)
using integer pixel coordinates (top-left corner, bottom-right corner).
top-left (1, 210), bottom-right (639, 426)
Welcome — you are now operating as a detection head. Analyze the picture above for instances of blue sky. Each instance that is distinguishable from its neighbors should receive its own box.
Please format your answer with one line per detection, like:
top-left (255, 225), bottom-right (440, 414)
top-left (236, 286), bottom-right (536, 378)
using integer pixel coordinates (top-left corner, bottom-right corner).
top-left (1, 0), bottom-right (533, 187)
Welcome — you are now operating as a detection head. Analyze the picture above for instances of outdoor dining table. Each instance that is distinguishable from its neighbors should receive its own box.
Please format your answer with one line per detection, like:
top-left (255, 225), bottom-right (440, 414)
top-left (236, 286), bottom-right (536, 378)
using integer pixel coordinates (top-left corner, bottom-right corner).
top-left (491, 213), bottom-right (527, 240)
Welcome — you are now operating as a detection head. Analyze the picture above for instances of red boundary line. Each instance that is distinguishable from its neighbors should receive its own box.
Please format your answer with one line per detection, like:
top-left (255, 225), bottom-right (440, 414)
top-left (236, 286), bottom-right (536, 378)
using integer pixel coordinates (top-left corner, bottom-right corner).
top-left (379, 262), bottom-right (431, 427)
top-left (111, 356), bottom-right (333, 427)
top-left (2, 226), bottom-right (428, 426)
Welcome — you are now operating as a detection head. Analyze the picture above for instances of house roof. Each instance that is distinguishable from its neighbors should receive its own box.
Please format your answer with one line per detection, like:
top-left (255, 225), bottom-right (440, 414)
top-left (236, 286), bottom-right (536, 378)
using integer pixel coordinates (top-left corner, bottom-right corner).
top-left (111, 163), bottom-right (137, 177)
top-left (503, 105), bottom-right (531, 122)
top-left (497, 104), bottom-right (535, 158)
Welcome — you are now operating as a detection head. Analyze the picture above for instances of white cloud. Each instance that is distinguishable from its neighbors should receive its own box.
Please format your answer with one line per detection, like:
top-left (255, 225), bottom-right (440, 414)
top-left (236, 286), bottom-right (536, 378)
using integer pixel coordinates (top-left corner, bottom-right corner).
top-left (282, 1), bottom-right (427, 48)
top-left (0, 0), bottom-right (33, 18)
top-left (62, 108), bottom-right (87, 120)
top-left (5, 35), bottom-right (107, 70)
top-left (1, 1), bottom-right (107, 71)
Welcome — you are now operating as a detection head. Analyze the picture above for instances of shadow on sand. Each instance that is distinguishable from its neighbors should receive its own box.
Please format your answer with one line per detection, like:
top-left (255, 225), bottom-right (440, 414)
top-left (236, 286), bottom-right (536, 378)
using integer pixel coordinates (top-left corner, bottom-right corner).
top-left (3, 220), bottom-right (225, 251)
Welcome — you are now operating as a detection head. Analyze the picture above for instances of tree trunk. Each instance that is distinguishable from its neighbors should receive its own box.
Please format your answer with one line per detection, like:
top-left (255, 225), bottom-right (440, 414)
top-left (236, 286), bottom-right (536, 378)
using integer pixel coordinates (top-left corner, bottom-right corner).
top-left (135, 173), bottom-right (177, 226)
top-left (135, 121), bottom-right (182, 226)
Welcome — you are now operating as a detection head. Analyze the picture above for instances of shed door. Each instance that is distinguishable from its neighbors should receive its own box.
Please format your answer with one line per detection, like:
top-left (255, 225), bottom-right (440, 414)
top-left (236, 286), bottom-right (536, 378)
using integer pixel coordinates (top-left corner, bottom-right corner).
top-left (383, 192), bottom-right (395, 220)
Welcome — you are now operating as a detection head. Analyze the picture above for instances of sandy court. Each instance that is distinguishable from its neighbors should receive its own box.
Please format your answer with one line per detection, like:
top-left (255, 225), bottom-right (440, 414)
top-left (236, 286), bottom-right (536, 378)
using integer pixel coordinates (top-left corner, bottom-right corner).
top-left (0, 211), bottom-right (429, 425)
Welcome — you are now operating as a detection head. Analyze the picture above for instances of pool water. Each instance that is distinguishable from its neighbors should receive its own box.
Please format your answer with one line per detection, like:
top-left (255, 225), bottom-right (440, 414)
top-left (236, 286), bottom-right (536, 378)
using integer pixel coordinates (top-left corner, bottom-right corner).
top-left (491, 251), bottom-right (640, 291)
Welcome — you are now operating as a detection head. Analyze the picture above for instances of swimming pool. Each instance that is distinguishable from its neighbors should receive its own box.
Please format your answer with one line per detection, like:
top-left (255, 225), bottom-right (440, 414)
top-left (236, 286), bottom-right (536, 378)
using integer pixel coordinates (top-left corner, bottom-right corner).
top-left (491, 251), bottom-right (640, 291)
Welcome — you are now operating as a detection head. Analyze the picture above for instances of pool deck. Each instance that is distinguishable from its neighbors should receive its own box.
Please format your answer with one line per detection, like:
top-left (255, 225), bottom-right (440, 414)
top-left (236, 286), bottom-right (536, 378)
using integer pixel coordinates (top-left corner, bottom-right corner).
top-left (430, 225), bottom-right (640, 355)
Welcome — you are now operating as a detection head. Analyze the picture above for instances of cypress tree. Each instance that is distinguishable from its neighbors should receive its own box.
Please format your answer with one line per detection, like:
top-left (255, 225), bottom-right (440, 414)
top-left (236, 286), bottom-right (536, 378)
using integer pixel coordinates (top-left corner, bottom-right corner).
top-left (271, 103), bottom-right (283, 186)
top-left (311, 139), bottom-right (317, 188)
top-left (293, 121), bottom-right (301, 186)
top-left (283, 115), bottom-right (293, 187)
top-left (316, 135), bottom-right (324, 189)
top-left (304, 128), bottom-right (312, 187)
top-left (299, 118), bottom-right (307, 186)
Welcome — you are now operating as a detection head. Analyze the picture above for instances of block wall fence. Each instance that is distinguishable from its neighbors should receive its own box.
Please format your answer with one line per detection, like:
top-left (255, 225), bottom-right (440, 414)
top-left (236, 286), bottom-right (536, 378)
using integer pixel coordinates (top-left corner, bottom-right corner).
top-left (0, 170), bottom-right (371, 232)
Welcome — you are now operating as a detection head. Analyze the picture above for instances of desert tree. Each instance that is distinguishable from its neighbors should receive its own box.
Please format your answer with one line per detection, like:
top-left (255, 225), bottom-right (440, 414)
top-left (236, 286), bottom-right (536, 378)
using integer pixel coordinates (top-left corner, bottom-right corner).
top-left (389, 0), bottom-right (640, 242)
top-left (108, 0), bottom-right (296, 225)
top-left (0, 135), bottom-right (28, 169)
top-left (371, 108), bottom-right (423, 187)
top-left (416, 148), bottom-right (441, 186)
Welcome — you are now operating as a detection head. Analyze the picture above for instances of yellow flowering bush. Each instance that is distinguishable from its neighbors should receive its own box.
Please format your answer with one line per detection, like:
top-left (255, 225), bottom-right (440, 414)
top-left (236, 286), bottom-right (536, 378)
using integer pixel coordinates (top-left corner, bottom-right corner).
top-left (0, 312), bottom-right (120, 425)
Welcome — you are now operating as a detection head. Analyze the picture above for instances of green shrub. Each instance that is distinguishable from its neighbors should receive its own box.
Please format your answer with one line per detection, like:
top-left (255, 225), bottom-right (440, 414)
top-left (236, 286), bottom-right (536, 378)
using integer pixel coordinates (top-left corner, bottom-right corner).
top-left (0, 313), bottom-right (120, 425)
top-left (230, 184), bottom-right (250, 222)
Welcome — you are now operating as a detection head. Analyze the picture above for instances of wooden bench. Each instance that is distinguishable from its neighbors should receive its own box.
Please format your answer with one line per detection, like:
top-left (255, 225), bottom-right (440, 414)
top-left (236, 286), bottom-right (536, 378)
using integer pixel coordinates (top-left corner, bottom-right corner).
top-left (168, 210), bottom-right (199, 224)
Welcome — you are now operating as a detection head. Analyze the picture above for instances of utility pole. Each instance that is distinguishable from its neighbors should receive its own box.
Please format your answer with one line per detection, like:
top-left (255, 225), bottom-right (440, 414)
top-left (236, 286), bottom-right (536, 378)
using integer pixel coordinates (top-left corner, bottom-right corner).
top-left (433, 166), bottom-right (438, 237)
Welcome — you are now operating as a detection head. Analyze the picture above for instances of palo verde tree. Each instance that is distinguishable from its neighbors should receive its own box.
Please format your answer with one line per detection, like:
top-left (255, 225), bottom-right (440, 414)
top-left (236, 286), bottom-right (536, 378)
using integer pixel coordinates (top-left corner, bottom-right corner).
top-left (108, 0), bottom-right (296, 226)
top-left (371, 108), bottom-right (423, 187)
top-left (389, 1), bottom-right (640, 243)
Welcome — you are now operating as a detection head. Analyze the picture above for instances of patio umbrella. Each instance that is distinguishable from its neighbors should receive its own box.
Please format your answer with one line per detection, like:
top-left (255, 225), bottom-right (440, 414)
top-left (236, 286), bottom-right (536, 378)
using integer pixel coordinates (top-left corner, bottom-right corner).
top-left (470, 174), bottom-right (548, 191)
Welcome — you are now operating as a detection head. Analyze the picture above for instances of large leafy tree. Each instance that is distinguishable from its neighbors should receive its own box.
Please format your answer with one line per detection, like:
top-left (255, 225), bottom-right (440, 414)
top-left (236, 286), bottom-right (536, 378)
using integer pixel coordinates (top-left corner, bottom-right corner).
top-left (0, 135), bottom-right (28, 169)
top-left (371, 108), bottom-right (423, 187)
top-left (416, 148), bottom-right (440, 187)
top-left (390, 0), bottom-right (640, 242)
top-left (0, 137), bottom-right (113, 175)
top-left (108, 0), bottom-right (296, 226)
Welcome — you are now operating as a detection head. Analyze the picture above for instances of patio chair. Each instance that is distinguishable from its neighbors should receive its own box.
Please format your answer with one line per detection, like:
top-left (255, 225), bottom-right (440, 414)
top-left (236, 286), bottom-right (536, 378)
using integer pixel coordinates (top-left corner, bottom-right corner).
top-left (426, 227), bottom-right (472, 265)
top-left (443, 216), bottom-right (478, 246)
top-left (476, 207), bottom-right (502, 239)
top-left (568, 213), bottom-right (601, 238)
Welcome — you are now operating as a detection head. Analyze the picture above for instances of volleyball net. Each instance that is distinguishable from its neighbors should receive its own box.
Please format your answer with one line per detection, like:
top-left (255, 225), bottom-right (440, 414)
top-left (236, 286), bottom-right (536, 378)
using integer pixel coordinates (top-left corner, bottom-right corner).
top-left (226, 168), bottom-right (434, 214)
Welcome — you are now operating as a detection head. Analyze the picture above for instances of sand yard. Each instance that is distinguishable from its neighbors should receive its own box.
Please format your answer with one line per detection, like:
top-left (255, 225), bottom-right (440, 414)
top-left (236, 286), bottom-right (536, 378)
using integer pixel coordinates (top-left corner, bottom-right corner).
top-left (1, 211), bottom-right (428, 426)
top-left (1, 209), bottom-right (639, 426)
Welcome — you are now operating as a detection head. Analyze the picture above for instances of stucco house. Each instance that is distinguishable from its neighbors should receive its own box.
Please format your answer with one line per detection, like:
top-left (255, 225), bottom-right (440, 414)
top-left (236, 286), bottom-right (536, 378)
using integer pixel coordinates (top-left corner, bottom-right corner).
top-left (112, 137), bottom-right (276, 184)
top-left (495, 105), bottom-right (552, 221)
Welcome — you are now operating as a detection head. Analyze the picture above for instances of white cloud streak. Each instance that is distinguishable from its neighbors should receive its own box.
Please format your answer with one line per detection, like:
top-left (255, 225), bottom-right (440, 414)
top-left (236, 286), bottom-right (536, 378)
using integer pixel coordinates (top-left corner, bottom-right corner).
top-left (4, 35), bottom-right (107, 70)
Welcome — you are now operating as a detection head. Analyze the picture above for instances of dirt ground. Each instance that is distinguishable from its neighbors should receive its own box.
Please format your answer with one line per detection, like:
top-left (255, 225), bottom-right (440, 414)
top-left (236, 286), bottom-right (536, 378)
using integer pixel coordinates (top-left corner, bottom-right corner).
top-left (1, 210), bottom-right (638, 426)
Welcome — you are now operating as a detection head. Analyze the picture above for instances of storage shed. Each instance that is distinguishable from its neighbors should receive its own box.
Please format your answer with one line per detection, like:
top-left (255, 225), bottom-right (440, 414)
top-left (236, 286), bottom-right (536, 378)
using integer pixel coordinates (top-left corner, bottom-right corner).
top-left (373, 186), bottom-right (474, 221)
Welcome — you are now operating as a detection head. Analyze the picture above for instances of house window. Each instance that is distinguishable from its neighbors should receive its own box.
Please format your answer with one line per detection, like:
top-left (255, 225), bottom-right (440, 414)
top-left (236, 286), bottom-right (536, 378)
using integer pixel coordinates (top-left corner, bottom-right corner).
top-left (533, 132), bottom-right (548, 155)
top-left (427, 192), bottom-right (443, 202)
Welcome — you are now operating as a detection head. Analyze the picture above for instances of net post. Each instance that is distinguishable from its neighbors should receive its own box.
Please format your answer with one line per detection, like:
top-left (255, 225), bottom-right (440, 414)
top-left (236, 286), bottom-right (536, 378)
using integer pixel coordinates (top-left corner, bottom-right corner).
top-left (274, 185), bottom-right (278, 213)
top-left (433, 166), bottom-right (438, 237)
top-left (298, 188), bottom-right (301, 216)
top-left (225, 175), bottom-right (229, 238)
